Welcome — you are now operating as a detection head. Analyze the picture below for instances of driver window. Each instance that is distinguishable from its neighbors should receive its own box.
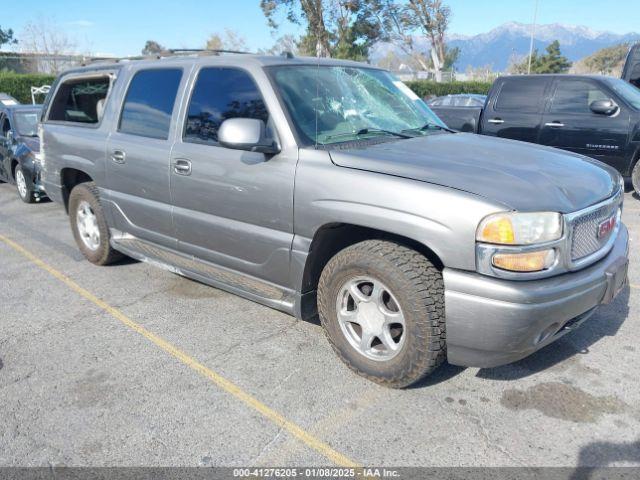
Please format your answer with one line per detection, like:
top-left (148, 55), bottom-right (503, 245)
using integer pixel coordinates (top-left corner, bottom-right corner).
top-left (2, 118), bottom-right (10, 136)
top-left (550, 80), bottom-right (609, 114)
top-left (184, 67), bottom-right (269, 145)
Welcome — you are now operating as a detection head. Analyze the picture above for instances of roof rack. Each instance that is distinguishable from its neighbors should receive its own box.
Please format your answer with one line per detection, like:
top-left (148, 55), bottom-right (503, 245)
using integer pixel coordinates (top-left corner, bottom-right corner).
top-left (83, 48), bottom-right (253, 66)
top-left (166, 48), bottom-right (252, 56)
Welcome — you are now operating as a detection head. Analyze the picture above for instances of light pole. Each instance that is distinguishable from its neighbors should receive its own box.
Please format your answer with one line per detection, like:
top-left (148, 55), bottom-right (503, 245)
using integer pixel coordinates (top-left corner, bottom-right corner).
top-left (527, 0), bottom-right (540, 74)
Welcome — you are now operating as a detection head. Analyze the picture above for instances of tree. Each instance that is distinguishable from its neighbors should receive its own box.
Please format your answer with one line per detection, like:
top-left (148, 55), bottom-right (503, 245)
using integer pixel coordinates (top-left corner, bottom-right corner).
top-left (205, 29), bottom-right (249, 52)
top-left (574, 43), bottom-right (630, 75)
top-left (257, 34), bottom-right (300, 56)
top-left (1, 26), bottom-right (18, 48)
top-left (20, 19), bottom-right (76, 74)
top-left (536, 40), bottom-right (571, 73)
top-left (260, 0), bottom-right (383, 59)
top-left (406, 0), bottom-right (451, 71)
top-left (443, 45), bottom-right (459, 70)
top-left (141, 40), bottom-right (167, 56)
top-left (367, 0), bottom-right (431, 70)
top-left (510, 40), bottom-right (571, 74)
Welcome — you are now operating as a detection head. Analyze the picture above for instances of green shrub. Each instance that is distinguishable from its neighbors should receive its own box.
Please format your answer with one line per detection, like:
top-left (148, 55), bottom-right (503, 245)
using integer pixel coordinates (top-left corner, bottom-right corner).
top-left (405, 80), bottom-right (493, 99)
top-left (0, 73), bottom-right (56, 104)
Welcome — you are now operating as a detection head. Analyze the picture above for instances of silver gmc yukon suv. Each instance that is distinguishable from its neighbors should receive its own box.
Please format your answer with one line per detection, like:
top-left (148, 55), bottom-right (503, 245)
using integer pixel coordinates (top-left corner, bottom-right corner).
top-left (40, 53), bottom-right (629, 388)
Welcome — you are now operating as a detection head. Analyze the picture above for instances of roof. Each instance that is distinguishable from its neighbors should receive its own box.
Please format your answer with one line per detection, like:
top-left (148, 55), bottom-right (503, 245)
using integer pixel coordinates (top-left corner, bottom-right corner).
top-left (56, 53), bottom-right (380, 78)
top-left (497, 74), bottom-right (619, 81)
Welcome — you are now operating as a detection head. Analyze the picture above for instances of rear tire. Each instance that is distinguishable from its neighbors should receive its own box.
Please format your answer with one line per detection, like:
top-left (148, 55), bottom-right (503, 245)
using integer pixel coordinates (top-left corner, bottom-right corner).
top-left (69, 182), bottom-right (123, 265)
top-left (632, 160), bottom-right (640, 196)
top-left (317, 240), bottom-right (446, 388)
top-left (15, 165), bottom-right (35, 203)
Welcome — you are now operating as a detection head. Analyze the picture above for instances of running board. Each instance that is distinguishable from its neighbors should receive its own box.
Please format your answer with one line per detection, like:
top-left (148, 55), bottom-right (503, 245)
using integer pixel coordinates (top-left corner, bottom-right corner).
top-left (110, 231), bottom-right (297, 316)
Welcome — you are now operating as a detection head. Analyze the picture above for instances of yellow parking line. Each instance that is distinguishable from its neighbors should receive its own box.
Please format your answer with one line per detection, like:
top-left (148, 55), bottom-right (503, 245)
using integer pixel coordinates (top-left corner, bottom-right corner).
top-left (0, 233), bottom-right (359, 468)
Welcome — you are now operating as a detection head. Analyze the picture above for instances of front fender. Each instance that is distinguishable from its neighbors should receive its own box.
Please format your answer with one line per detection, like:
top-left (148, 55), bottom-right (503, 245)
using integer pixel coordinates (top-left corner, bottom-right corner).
top-left (291, 148), bottom-right (507, 292)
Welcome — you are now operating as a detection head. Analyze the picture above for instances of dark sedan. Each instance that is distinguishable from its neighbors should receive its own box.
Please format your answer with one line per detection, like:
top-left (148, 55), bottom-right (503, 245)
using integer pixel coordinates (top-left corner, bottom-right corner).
top-left (0, 105), bottom-right (45, 203)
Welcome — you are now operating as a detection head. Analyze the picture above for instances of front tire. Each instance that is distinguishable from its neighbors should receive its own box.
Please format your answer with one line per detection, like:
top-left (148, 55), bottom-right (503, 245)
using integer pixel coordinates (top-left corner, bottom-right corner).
top-left (15, 165), bottom-right (35, 203)
top-left (69, 182), bottom-right (123, 265)
top-left (318, 240), bottom-right (446, 388)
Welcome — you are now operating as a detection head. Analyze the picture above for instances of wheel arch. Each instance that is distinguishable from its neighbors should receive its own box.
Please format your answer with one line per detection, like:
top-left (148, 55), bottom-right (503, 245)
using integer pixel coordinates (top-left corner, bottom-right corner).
top-left (60, 168), bottom-right (94, 213)
top-left (296, 222), bottom-right (445, 319)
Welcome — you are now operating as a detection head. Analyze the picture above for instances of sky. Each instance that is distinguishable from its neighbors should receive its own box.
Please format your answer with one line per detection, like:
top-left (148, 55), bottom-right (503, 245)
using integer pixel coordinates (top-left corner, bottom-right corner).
top-left (2, 0), bottom-right (639, 57)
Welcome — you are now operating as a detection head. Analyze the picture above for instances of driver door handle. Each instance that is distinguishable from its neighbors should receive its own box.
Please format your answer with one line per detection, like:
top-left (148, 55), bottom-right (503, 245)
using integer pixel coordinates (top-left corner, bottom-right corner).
top-left (173, 159), bottom-right (192, 176)
top-left (545, 121), bottom-right (565, 128)
top-left (487, 118), bottom-right (504, 124)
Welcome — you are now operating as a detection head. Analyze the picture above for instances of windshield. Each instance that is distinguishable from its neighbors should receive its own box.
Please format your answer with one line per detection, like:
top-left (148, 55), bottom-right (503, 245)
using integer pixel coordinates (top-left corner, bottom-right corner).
top-left (608, 78), bottom-right (640, 109)
top-left (14, 111), bottom-right (40, 137)
top-left (271, 65), bottom-right (446, 146)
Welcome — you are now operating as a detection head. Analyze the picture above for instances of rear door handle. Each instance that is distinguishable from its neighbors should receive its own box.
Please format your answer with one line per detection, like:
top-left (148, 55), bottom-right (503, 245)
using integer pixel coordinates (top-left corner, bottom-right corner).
top-left (487, 118), bottom-right (504, 124)
top-left (545, 121), bottom-right (565, 128)
top-left (173, 159), bottom-right (192, 176)
top-left (111, 150), bottom-right (126, 164)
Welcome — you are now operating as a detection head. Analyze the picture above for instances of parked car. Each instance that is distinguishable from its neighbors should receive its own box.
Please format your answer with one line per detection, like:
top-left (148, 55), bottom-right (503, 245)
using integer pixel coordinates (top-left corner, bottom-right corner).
top-left (429, 74), bottom-right (640, 194)
top-left (41, 55), bottom-right (628, 388)
top-left (427, 94), bottom-right (487, 108)
top-left (0, 104), bottom-right (45, 203)
top-left (0, 93), bottom-right (20, 107)
top-left (622, 43), bottom-right (640, 88)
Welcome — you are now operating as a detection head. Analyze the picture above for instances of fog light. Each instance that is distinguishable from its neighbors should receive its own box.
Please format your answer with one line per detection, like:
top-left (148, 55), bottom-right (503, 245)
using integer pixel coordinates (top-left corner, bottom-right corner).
top-left (492, 249), bottom-right (555, 272)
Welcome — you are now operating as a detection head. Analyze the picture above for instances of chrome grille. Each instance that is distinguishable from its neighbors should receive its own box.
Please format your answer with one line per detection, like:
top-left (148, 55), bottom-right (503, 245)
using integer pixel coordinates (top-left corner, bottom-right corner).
top-left (570, 199), bottom-right (619, 261)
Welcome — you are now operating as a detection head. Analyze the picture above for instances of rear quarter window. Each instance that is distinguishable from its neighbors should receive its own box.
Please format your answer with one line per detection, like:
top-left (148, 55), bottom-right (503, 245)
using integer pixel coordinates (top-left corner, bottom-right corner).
top-left (47, 76), bottom-right (111, 124)
top-left (495, 78), bottom-right (548, 113)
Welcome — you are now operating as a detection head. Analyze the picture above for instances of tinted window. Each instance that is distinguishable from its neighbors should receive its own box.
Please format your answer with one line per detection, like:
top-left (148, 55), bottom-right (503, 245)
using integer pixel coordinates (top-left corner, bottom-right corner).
top-left (550, 80), bottom-right (608, 114)
top-left (47, 76), bottom-right (110, 124)
top-left (495, 79), bottom-right (547, 113)
top-left (184, 68), bottom-right (268, 144)
top-left (119, 69), bottom-right (182, 139)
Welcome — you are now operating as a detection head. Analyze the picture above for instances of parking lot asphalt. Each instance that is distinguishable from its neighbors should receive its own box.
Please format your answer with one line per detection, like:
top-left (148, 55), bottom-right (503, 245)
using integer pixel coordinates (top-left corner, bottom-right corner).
top-left (0, 183), bottom-right (639, 468)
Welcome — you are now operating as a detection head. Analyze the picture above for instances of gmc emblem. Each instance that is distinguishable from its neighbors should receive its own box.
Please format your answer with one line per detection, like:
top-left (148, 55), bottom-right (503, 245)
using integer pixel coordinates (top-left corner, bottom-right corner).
top-left (597, 215), bottom-right (617, 239)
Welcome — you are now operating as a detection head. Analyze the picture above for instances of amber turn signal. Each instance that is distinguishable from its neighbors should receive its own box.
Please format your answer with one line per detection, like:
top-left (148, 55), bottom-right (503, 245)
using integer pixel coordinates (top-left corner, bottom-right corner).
top-left (492, 249), bottom-right (555, 272)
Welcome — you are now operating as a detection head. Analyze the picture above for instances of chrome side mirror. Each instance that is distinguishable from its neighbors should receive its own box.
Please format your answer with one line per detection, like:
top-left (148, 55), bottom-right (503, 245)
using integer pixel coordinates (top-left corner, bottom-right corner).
top-left (218, 118), bottom-right (279, 155)
top-left (589, 99), bottom-right (618, 116)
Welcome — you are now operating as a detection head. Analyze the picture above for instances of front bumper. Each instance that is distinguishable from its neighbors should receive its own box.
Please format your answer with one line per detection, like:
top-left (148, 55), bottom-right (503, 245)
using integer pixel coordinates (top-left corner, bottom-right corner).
top-left (444, 225), bottom-right (629, 368)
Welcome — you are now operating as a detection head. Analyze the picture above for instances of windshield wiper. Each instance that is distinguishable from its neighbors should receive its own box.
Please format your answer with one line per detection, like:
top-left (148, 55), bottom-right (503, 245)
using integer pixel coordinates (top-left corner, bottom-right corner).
top-left (325, 127), bottom-right (414, 141)
top-left (403, 123), bottom-right (457, 134)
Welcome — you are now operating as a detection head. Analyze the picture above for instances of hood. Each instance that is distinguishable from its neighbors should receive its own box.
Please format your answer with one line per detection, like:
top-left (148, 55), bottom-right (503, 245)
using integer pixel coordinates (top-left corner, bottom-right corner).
top-left (17, 136), bottom-right (40, 153)
top-left (329, 133), bottom-right (618, 213)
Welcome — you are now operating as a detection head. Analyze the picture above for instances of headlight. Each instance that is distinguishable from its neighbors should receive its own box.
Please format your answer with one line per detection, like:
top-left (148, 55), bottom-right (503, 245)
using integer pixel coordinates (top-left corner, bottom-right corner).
top-left (476, 212), bottom-right (562, 245)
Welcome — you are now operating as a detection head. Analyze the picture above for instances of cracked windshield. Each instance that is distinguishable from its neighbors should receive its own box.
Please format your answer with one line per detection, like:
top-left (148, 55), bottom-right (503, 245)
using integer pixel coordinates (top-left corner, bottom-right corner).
top-left (272, 65), bottom-right (446, 145)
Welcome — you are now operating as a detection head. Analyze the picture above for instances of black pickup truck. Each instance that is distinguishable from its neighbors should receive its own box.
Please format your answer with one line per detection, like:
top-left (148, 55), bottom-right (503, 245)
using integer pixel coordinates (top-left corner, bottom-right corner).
top-left (429, 74), bottom-right (640, 194)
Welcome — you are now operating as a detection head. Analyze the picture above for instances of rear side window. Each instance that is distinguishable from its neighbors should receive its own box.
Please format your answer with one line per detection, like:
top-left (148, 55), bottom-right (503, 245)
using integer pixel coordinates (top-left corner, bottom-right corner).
top-left (495, 79), bottom-right (548, 113)
top-left (47, 76), bottom-right (110, 124)
top-left (184, 67), bottom-right (268, 144)
top-left (550, 80), bottom-right (609, 114)
top-left (119, 69), bottom-right (183, 140)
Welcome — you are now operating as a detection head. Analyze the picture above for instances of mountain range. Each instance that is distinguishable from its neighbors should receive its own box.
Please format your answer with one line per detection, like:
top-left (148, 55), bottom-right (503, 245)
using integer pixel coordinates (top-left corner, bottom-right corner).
top-left (372, 22), bottom-right (640, 72)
